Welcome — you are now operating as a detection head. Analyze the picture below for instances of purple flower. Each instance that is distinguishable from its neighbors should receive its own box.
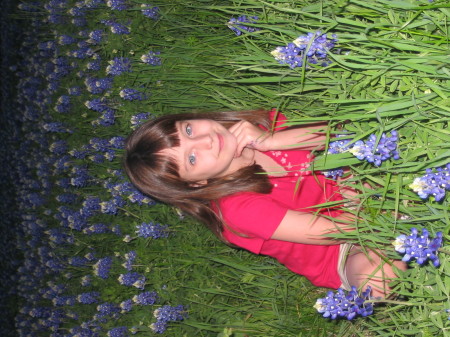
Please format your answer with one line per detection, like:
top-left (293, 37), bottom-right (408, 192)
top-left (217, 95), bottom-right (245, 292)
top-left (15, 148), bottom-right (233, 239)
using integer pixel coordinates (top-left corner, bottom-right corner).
top-left (93, 256), bottom-right (113, 279)
top-left (349, 131), bottom-right (400, 167)
top-left (88, 29), bottom-right (104, 44)
top-left (227, 15), bottom-right (259, 36)
top-left (132, 291), bottom-right (158, 305)
top-left (140, 51), bottom-right (161, 65)
top-left (83, 223), bottom-right (111, 235)
top-left (119, 88), bottom-right (146, 101)
top-left (87, 59), bottom-right (102, 71)
top-left (272, 31), bottom-right (338, 69)
top-left (58, 34), bottom-right (77, 45)
top-left (130, 112), bottom-right (150, 128)
top-left (106, 0), bottom-right (128, 10)
top-left (84, 76), bottom-right (113, 94)
top-left (50, 140), bottom-right (68, 154)
top-left (141, 4), bottom-right (159, 19)
top-left (77, 292), bottom-right (100, 304)
top-left (394, 227), bottom-right (443, 267)
top-left (42, 121), bottom-right (71, 133)
top-left (136, 222), bottom-right (169, 239)
top-left (110, 22), bottom-right (130, 35)
top-left (314, 286), bottom-right (373, 320)
top-left (107, 327), bottom-right (129, 337)
top-left (410, 163), bottom-right (450, 202)
top-left (151, 305), bottom-right (187, 333)
top-left (118, 272), bottom-right (146, 288)
top-left (106, 57), bottom-right (131, 76)
top-left (85, 98), bottom-right (112, 112)
top-left (122, 251), bottom-right (137, 271)
top-left (120, 299), bottom-right (133, 313)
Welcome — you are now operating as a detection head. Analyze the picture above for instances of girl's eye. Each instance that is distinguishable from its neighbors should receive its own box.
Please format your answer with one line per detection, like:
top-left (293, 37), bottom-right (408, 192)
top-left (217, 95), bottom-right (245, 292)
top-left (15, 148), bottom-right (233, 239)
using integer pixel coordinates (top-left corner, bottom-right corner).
top-left (185, 124), bottom-right (193, 136)
top-left (188, 153), bottom-right (196, 166)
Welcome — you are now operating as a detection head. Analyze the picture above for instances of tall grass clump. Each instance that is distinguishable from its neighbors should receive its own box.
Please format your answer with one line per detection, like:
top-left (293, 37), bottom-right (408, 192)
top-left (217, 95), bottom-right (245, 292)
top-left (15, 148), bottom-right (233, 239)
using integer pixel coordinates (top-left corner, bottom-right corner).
top-left (4, 0), bottom-right (450, 336)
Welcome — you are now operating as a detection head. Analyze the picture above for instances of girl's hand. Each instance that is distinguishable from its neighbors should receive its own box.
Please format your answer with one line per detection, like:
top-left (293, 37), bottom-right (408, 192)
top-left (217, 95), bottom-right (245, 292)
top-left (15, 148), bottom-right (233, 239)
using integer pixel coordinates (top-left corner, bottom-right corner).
top-left (229, 120), bottom-right (273, 156)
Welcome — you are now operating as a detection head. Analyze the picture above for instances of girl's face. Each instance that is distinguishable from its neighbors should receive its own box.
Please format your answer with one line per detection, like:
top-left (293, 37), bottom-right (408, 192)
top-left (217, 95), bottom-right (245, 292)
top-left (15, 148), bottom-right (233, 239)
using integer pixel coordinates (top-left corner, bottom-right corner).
top-left (161, 119), bottom-right (239, 183)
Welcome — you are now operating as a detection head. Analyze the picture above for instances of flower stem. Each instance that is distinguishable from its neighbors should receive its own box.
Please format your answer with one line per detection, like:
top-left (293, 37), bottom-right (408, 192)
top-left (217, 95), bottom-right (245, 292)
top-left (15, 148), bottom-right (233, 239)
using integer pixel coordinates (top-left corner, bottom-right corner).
top-left (438, 248), bottom-right (450, 255)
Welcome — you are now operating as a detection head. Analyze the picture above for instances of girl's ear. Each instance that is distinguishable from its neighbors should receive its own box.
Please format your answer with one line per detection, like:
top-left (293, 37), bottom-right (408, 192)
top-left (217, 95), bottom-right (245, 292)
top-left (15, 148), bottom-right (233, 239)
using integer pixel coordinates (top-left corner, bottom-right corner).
top-left (189, 179), bottom-right (207, 187)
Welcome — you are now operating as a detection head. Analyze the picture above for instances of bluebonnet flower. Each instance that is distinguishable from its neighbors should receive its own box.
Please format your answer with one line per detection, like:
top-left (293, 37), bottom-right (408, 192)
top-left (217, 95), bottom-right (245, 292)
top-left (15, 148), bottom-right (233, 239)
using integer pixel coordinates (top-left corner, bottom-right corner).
top-left (56, 193), bottom-right (77, 204)
top-left (130, 112), bottom-right (150, 128)
top-left (136, 222), bottom-right (169, 239)
top-left (53, 295), bottom-right (77, 306)
top-left (58, 34), bottom-right (77, 45)
top-left (314, 286), bottom-right (373, 320)
top-left (119, 88), bottom-right (146, 101)
top-left (410, 163), bottom-right (450, 202)
top-left (93, 256), bottom-right (113, 279)
top-left (106, 57), bottom-right (131, 76)
top-left (95, 110), bottom-right (116, 126)
top-left (83, 223), bottom-right (111, 235)
top-left (106, 0), bottom-right (127, 10)
top-left (151, 305), bottom-right (187, 334)
top-left (85, 98), bottom-right (112, 112)
top-left (84, 0), bottom-right (104, 8)
top-left (394, 227), bottom-right (443, 267)
top-left (272, 31), bottom-right (337, 69)
top-left (141, 4), bottom-right (159, 19)
top-left (85, 76), bottom-right (113, 94)
top-left (122, 251), bottom-right (137, 271)
top-left (88, 29), bottom-right (104, 44)
top-left (49, 140), bottom-right (68, 155)
top-left (96, 302), bottom-right (121, 321)
top-left (227, 15), bottom-right (259, 36)
top-left (323, 136), bottom-right (353, 179)
top-left (107, 327), bottom-right (128, 337)
top-left (68, 256), bottom-right (89, 267)
top-left (81, 196), bottom-right (101, 216)
top-left (68, 6), bottom-right (86, 17)
top-left (109, 136), bottom-right (125, 149)
top-left (128, 191), bottom-right (155, 206)
top-left (349, 131), bottom-right (400, 167)
top-left (89, 153), bottom-right (106, 163)
top-left (120, 299), bottom-right (133, 313)
top-left (86, 59), bottom-right (102, 71)
top-left (42, 121), bottom-right (71, 133)
top-left (67, 46), bottom-right (94, 59)
top-left (132, 291), bottom-right (158, 305)
top-left (77, 292), bottom-right (100, 304)
top-left (100, 196), bottom-right (125, 214)
top-left (271, 43), bottom-right (303, 69)
top-left (118, 272), bottom-right (146, 288)
top-left (102, 20), bottom-right (130, 35)
top-left (140, 51), bottom-right (161, 65)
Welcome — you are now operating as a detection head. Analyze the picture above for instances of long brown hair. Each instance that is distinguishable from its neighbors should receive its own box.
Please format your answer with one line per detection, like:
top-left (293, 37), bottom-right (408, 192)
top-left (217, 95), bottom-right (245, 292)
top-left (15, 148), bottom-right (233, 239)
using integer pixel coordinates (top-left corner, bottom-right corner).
top-left (123, 109), bottom-right (273, 242)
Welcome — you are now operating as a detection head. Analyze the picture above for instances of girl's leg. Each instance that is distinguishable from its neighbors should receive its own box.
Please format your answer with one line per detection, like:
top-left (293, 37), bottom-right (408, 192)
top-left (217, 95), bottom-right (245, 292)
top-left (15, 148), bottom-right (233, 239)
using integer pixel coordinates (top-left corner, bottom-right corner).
top-left (344, 246), bottom-right (407, 298)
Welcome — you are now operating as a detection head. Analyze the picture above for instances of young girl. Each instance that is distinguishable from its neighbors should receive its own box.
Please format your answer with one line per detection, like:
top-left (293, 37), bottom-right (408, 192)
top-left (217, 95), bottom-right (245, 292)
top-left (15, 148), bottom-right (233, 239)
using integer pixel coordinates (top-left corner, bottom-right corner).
top-left (124, 109), bottom-right (406, 298)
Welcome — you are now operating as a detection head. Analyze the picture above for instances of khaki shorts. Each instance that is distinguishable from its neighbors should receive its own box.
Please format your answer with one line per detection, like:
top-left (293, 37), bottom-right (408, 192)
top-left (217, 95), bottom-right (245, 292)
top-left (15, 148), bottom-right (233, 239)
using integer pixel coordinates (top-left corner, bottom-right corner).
top-left (337, 243), bottom-right (353, 290)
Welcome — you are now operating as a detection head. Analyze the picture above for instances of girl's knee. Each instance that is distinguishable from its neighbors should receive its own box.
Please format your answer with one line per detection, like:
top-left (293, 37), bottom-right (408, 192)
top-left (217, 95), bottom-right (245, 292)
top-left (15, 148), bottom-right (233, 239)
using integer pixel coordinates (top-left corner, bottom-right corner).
top-left (344, 247), bottom-right (405, 297)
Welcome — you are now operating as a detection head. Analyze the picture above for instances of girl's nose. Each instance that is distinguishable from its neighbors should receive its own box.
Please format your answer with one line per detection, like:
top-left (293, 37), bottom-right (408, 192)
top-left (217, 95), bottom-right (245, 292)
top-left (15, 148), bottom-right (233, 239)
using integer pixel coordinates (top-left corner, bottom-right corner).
top-left (194, 134), bottom-right (212, 149)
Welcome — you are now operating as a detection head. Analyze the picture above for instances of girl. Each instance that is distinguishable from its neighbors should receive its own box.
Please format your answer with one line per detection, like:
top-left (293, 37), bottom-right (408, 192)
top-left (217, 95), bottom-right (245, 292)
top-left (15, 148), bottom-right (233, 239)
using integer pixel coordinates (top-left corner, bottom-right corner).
top-left (124, 109), bottom-right (406, 298)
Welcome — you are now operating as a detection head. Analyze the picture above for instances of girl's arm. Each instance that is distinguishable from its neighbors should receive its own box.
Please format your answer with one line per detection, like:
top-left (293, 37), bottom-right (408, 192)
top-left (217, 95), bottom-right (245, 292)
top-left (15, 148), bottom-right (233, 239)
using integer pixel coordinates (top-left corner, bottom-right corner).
top-left (270, 210), bottom-right (355, 245)
top-left (229, 120), bottom-right (328, 156)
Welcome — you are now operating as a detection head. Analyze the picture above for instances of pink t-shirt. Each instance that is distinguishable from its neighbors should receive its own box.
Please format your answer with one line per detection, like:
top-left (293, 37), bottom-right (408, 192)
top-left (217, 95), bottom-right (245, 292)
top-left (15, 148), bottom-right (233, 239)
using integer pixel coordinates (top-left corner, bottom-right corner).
top-left (215, 112), bottom-right (344, 289)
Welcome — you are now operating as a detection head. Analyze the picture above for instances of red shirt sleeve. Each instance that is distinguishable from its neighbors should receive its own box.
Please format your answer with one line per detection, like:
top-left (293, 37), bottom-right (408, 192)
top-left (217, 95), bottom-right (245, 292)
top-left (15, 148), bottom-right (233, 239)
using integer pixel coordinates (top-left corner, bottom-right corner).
top-left (219, 192), bottom-right (288, 241)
